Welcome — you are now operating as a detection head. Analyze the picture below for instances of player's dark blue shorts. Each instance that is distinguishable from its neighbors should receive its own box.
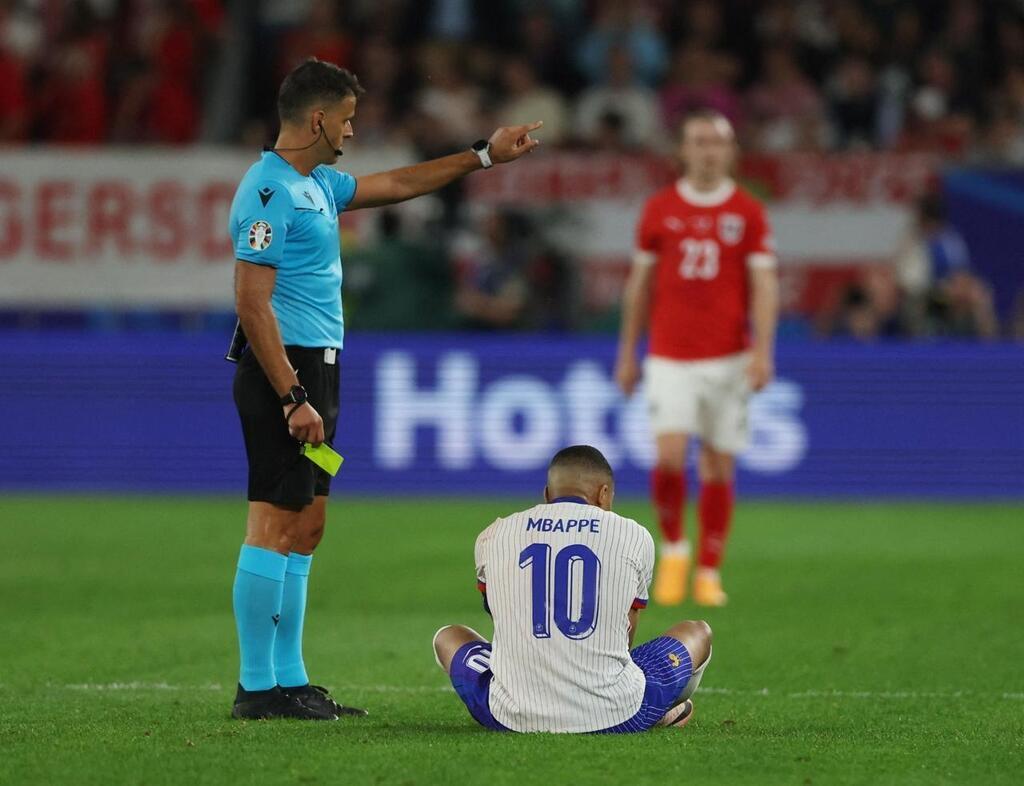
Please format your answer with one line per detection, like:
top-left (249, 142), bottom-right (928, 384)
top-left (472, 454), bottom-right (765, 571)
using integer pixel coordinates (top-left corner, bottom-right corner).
top-left (599, 636), bottom-right (693, 733)
top-left (448, 641), bottom-right (509, 731)
top-left (448, 637), bottom-right (692, 734)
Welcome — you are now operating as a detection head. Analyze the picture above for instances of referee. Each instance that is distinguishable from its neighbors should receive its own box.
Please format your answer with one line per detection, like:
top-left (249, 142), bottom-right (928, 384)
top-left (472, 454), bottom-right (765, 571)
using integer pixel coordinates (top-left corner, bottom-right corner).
top-left (227, 58), bottom-right (542, 720)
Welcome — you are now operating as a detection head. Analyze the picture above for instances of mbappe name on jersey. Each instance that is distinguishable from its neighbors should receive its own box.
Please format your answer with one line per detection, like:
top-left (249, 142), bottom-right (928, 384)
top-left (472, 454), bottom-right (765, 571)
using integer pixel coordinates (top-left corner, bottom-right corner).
top-left (525, 517), bottom-right (601, 533)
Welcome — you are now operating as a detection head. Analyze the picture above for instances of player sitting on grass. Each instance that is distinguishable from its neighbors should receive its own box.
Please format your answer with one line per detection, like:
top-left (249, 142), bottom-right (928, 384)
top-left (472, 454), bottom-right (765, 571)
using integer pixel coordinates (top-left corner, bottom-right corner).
top-left (433, 445), bottom-right (712, 733)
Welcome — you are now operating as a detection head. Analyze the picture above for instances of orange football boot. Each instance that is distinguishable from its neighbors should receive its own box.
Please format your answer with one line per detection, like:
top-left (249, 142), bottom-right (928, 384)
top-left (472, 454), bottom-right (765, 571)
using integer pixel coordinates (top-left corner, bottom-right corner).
top-left (693, 570), bottom-right (728, 607)
top-left (653, 554), bottom-right (690, 605)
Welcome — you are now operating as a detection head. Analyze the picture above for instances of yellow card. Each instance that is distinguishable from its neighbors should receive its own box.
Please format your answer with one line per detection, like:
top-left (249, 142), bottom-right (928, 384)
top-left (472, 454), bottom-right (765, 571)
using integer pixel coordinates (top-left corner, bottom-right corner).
top-left (301, 442), bottom-right (344, 476)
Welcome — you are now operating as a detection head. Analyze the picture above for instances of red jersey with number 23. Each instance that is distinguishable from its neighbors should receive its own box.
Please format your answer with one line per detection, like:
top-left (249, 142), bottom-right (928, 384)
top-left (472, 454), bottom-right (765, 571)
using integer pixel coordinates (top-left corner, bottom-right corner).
top-left (635, 178), bottom-right (776, 361)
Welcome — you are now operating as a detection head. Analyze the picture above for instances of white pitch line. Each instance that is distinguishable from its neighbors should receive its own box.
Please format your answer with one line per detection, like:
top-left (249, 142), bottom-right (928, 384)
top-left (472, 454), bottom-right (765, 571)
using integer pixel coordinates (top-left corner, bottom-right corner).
top-left (51, 682), bottom-right (1024, 701)
top-left (61, 679), bottom-right (222, 691)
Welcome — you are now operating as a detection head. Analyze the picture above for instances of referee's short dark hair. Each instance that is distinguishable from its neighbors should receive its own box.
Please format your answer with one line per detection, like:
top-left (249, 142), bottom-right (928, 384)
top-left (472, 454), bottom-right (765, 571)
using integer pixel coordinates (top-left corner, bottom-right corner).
top-left (278, 58), bottom-right (365, 125)
top-left (548, 445), bottom-right (614, 483)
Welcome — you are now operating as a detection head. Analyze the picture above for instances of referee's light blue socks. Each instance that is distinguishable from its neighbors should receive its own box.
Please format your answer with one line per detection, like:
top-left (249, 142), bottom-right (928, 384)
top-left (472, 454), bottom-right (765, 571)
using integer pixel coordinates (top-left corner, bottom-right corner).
top-left (233, 545), bottom-right (288, 692)
top-left (273, 552), bottom-right (313, 689)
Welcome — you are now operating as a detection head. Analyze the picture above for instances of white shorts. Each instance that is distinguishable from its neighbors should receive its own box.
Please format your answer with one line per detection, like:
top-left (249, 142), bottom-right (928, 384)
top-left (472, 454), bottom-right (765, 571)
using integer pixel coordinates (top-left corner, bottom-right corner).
top-left (643, 352), bottom-right (752, 454)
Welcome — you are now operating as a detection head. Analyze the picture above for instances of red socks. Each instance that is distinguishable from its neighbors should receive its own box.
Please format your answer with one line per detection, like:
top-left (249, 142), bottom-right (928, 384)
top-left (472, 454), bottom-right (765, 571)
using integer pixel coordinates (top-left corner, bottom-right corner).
top-left (697, 481), bottom-right (734, 569)
top-left (652, 469), bottom-right (735, 566)
top-left (650, 468), bottom-right (686, 543)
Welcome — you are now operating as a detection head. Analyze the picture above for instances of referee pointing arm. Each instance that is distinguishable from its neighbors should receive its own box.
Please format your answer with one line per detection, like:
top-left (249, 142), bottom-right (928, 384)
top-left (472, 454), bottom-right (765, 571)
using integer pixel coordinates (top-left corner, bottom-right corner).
top-left (227, 57), bottom-right (542, 721)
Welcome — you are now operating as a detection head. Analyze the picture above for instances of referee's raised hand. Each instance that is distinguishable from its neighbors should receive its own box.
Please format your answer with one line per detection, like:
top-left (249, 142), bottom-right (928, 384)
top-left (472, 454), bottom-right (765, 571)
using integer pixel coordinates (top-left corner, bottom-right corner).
top-left (284, 402), bottom-right (325, 447)
top-left (487, 121), bottom-right (543, 163)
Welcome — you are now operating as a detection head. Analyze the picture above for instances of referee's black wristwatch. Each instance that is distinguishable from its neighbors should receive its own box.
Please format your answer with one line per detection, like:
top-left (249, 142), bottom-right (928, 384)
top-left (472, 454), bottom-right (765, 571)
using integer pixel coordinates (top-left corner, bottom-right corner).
top-left (471, 139), bottom-right (493, 169)
top-left (280, 385), bottom-right (307, 409)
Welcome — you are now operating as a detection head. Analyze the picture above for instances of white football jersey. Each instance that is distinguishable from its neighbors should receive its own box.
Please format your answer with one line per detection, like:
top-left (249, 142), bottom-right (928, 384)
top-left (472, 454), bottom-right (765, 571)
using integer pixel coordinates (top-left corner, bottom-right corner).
top-left (474, 497), bottom-right (655, 733)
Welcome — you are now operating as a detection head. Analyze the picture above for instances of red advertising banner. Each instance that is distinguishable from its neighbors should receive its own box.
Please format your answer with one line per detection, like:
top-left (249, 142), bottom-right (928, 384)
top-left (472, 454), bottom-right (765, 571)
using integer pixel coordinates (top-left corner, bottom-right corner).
top-left (0, 149), bottom-right (937, 311)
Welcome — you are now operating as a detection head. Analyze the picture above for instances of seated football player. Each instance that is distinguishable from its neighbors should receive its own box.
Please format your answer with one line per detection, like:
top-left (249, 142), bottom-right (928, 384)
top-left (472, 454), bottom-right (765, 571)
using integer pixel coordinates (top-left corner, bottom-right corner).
top-left (432, 445), bottom-right (713, 733)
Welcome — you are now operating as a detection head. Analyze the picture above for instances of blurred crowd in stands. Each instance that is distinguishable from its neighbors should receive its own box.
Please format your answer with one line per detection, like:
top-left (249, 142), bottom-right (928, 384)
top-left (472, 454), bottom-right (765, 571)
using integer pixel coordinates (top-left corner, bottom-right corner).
top-left (4, 0), bottom-right (1024, 157)
top-left (820, 194), bottom-right (1001, 341)
top-left (1, 0), bottom-right (1022, 340)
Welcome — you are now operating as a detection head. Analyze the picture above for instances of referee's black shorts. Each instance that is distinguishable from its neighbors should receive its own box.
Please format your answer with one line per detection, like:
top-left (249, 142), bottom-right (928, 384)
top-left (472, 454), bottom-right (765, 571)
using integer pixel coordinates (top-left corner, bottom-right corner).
top-left (233, 346), bottom-right (340, 508)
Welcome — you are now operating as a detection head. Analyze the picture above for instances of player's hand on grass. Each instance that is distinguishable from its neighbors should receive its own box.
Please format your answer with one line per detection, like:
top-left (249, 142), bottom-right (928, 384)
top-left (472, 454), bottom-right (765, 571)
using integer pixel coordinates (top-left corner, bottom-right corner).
top-left (284, 403), bottom-right (325, 447)
top-left (488, 122), bottom-right (543, 163)
top-left (614, 354), bottom-right (641, 397)
top-left (747, 353), bottom-right (774, 392)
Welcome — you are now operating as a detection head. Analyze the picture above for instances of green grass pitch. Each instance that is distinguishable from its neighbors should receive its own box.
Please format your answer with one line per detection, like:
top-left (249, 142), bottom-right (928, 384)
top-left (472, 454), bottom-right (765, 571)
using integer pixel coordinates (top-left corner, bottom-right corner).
top-left (1, 496), bottom-right (1021, 785)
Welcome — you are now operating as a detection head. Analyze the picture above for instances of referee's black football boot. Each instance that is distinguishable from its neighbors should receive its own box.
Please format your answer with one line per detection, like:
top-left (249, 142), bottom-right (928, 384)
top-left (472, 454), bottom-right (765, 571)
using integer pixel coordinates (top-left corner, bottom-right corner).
top-left (280, 684), bottom-right (368, 717)
top-left (232, 684), bottom-right (338, 720)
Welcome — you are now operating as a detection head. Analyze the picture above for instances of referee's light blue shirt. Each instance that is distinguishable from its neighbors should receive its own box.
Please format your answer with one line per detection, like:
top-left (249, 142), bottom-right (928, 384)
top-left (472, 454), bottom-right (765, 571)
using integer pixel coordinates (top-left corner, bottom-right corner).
top-left (228, 151), bottom-right (357, 348)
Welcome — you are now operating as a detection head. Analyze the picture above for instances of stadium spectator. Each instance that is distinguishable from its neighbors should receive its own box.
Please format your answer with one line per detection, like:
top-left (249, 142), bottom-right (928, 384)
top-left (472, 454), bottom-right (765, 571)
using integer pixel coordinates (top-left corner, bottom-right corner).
top-left (344, 210), bottom-right (454, 330)
top-left (970, 103), bottom-right (1024, 166)
top-left (875, 8), bottom-right (919, 148)
top-left (672, 0), bottom-right (742, 91)
top-left (414, 43), bottom-right (483, 148)
top-left (0, 36), bottom-right (28, 142)
top-left (904, 48), bottom-right (977, 154)
top-left (995, 9), bottom-right (1024, 77)
top-left (831, 1), bottom-right (879, 58)
top-left (659, 44), bottom-right (742, 136)
top-left (825, 54), bottom-right (878, 149)
top-left (351, 36), bottom-right (411, 138)
top-left (675, 0), bottom-right (727, 49)
top-left (495, 57), bottom-right (568, 146)
top-left (277, 0), bottom-right (354, 81)
top-left (33, 1), bottom-right (109, 144)
top-left (1000, 66), bottom-right (1024, 124)
top-left (752, 0), bottom-right (842, 100)
top-left (574, 45), bottom-right (662, 150)
top-left (576, 1), bottom-right (668, 88)
top-left (941, 0), bottom-right (984, 90)
top-left (585, 109), bottom-right (631, 152)
top-left (136, 2), bottom-right (206, 143)
top-left (518, 7), bottom-right (582, 96)
top-left (525, 244), bottom-right (578, 332)
top-left (454, 210), bottom-right (531, 330)
top-left (822, 270), bottom-right (902, 342)
top-left (894, 194), bottom-right (998, 339)
top-left (825, 284), bottom-right (885, 342)
top-left (744, 45), bottom-right (824, 152)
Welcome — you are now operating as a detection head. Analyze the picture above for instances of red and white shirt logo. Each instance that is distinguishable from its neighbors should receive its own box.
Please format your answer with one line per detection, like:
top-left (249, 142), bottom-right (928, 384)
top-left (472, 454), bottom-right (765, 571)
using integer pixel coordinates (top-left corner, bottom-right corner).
top-left (717, 213), bottom-right (745, 245)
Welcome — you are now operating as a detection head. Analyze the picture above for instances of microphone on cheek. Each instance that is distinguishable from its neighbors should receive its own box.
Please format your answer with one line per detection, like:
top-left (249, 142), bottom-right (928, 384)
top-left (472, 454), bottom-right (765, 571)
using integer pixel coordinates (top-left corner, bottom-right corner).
top-left (319, 121), bottom-right (344, 157)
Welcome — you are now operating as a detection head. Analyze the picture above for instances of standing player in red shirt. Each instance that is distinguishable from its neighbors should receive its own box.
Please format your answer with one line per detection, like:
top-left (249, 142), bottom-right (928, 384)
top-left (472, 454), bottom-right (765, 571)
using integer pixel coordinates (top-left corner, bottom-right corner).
top-left (614, 110), bottom-right (779, 607)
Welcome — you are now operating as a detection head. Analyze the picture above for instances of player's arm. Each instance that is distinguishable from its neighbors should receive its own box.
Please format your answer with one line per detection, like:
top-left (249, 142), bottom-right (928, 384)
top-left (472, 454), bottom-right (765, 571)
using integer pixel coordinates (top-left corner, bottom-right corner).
top-left (629, 529), bottom-right (654, 649)
top-left (347, 122), bottom-right (543, 210)
top-left (234, 263), bottom-right (324, 446)
top-left (614, 259), bottom-right (655, 397)
top-left (747, 263), bottom-right (779, 392)
top-left (475, 523), bottom-right (497, 616)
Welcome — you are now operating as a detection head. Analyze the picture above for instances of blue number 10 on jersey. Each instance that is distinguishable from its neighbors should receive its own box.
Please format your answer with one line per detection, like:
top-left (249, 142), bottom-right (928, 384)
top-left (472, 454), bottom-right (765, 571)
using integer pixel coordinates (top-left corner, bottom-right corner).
top-left (519, 544), bottom-right (601, 640)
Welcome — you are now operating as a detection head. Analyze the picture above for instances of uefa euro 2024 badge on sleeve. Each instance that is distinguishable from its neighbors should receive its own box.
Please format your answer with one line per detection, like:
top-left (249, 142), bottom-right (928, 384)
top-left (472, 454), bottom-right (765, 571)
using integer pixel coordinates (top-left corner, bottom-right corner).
top-left (248, 221), bottom-right (273, 251)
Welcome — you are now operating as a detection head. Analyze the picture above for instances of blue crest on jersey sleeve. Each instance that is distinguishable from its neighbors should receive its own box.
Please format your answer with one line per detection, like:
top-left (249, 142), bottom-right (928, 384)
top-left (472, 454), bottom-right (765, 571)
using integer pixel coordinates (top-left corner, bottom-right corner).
top-left (231, 179), bottom-right (294, 268)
